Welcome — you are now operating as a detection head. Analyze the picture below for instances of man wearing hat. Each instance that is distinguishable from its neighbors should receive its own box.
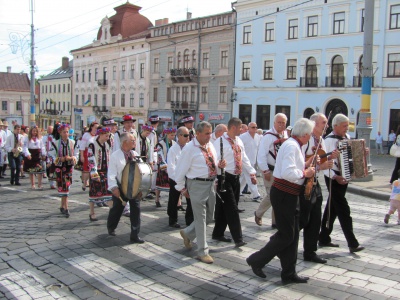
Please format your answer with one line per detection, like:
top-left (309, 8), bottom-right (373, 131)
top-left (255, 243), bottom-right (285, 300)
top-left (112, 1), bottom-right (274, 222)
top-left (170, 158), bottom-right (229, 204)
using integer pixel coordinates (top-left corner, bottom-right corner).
top-left (102, 118), bottom-right (118, 152)
top-left (178, 115), bottom-right (196, 141)
top-left (113, 114), bottom-right (137, 153)
top-left (147, 115), bottom-right (160, 199)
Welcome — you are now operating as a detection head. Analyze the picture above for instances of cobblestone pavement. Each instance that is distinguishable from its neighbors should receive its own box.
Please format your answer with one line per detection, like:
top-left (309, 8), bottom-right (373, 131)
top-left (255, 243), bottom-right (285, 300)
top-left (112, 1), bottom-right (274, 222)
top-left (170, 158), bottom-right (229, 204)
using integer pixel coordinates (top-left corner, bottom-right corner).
top-left (0, 158), bottom-right (399, 299)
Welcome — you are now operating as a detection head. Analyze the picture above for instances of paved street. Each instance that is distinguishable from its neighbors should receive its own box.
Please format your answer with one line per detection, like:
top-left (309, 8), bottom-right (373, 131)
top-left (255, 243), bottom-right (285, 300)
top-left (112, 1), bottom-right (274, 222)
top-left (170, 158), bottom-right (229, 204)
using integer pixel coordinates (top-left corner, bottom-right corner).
top-left (0, 154), bottom-right (399, 299)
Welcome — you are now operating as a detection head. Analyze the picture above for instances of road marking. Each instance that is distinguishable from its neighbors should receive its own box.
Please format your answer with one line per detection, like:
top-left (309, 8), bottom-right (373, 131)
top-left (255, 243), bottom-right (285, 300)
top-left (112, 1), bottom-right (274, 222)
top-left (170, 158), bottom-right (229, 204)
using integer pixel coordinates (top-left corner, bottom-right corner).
top-left (141, 212), bottom-right (159, 219)
top-left (1, 187), bottom-right (27, 192)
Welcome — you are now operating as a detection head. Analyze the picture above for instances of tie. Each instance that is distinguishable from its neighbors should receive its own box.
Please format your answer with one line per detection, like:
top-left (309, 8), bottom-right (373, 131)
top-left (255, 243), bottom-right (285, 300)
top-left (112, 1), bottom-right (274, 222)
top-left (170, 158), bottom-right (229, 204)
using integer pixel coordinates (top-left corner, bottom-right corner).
top-left (226, 136), bottom-right (242, 175)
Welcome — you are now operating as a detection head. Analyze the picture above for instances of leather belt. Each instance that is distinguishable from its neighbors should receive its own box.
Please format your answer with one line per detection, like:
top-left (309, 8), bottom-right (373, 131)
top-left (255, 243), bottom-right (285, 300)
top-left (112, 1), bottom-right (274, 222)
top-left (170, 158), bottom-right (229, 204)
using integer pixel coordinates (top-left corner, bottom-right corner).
top-left (192, 177), bottom-right (216, 182)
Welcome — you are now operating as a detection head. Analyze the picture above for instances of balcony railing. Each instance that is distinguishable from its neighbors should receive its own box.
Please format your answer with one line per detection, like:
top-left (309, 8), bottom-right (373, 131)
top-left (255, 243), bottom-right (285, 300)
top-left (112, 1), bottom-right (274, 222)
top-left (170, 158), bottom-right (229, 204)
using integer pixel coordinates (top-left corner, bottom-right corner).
top-left (299, 77), bottom-right (318, 87)
top-left (93, 106), bottom-right (111, 113)
top-left (170, 101), bottom-right (195, 111)
top-left (170, 68), bottom-right (197, 82)
top-left (353, 76), bottom-right (375, 88)
top-left (97, 79), bottom-right (108, 87)
top-left (325, 76), bottom-right (345, 88)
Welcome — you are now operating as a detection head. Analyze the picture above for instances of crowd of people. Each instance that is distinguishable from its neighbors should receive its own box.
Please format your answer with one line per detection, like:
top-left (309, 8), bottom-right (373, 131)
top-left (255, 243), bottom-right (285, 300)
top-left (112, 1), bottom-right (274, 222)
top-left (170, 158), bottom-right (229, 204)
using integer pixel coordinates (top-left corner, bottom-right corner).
top-left (2, 111), bottom-right (396, 285)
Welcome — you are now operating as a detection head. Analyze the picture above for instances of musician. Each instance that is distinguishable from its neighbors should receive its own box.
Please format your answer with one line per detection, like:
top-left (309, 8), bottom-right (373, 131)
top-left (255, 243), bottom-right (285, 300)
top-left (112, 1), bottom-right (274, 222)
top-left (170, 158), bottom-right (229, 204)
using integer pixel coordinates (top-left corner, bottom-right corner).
top-left (22, 126), bottom-right (46, 190)
top-left (255, 113), bottom-right (289, 227)
top-left (113, 114), bottom-right (137, 153)
top-left (47, 124), bottom-right (78, 218)
top-left (5, 124), bottom-right (24, 186)
top-left (178, 115), bottom-right (196, 141)
top-left (246, 118), bottom-right (315, 284)
top-left (212, 117), bottom-right (257, 247)
top-left (80, 122), bottom-right (99, 191)
top-left (210, 124), bottom-right (227, 144)
top-left (319, 113), bottom-right (365, 253)
top-left (239, 122), bottom-right (262, 201)
top-left (175, 121), bottom-right (225, 264)
top-left (146, 115), bottom-right (160, 200)
top-left (107, 132), bottom-right (145, 244)
top-left (300, 113), bottom-right (339, 264)
top-left (87, 126), bottom-right (112, 221)
top-left (41, 126), bottom-right (54, 180)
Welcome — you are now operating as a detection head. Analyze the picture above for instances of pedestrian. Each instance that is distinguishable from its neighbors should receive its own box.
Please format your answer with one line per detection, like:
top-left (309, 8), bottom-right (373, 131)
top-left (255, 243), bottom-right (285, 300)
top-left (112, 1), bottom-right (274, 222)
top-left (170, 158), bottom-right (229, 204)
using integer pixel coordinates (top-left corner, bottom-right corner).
top-left (246, 118), bottom-right (315, 283)
top-left (376, 131), bottom-right (384, 155)
top-left (388, 129), bottom-right (396, 154)
top-left (113, 114), bottom-right (137, 153)
top-left (147, 115), bottom-right (160, 200)
top-left (5, 124), bottom-right (24, 186)
top-left (384, 170), bottom-right (400, 225)
top-left (80, 122), bottom-right (99, 191)
top-left (389, 125), bottom-right (400, 184)
top-left (41, 125), bottom-right (54, 179)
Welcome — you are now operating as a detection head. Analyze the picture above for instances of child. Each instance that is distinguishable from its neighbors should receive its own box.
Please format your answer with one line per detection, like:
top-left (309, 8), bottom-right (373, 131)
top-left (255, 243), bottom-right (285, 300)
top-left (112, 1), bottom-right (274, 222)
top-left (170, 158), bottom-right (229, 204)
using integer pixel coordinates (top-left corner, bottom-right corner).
top-left (384, 170), bottom-right (400, 225)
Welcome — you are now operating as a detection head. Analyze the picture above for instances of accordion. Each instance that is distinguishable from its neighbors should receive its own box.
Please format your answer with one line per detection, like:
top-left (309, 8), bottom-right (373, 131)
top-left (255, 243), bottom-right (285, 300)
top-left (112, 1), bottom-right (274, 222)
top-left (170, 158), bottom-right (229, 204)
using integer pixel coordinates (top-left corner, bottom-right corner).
top-left (337, 139), bottom-right (368, 181)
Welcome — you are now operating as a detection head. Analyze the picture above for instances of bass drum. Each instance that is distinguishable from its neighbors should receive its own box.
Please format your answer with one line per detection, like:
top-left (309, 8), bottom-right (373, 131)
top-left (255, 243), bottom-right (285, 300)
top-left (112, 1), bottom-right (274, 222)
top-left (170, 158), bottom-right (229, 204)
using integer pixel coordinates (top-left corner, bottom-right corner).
top-left (120, 160), bottom-right (152, 200)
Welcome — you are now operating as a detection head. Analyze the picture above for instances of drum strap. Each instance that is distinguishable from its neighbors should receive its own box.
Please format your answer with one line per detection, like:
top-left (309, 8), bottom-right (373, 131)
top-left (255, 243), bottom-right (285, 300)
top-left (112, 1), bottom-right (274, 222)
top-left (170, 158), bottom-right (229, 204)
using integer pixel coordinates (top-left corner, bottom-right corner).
top-left (127, 161), bottom-right (136, 199)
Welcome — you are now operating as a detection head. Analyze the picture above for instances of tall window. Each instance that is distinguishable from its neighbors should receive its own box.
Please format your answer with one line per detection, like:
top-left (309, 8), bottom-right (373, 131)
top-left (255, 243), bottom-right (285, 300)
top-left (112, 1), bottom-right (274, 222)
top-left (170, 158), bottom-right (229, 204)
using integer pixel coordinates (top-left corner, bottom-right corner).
top-left (63, 84), bottom-right (65, 93)
top-left (388, 53), bottom-right (400, 77)
top-left (76, 71), bottom-right (79, 83)
top-left (154, 58), bottom-right (159, 73)
top-left (2, 101), bottom-right (7, 111)
top-left (287, 59), bottom-right (297, 79)
top-left (192, 50), bottom-right (196, 68)
top-left (112, 94), bottom-right (116, 106)
top-left (182, 87), bottom-right (188, 102)
top-left (167, 57), bottom-right (173, 71)
top-left (58, 84), bottom-right (61, 93)
top-left (81, 95), bottom-right (85, 106)
top-left (88, 69), bottom-right (92, 82)
top-left (130, 93), bottom-right (134, 107)
top-left (102, 94), bottom-right (106, 108)
top-left (184, 50), bottom-right (189, 68)
top-left (153, 88), bottom-right (158, 102)
top-left (242, 61), bottom-right (251, 80)
top-left (75, 95), bottom-right (78, 106)
top-left (95, 68), bottom-right (98, 81)
top-left (288, 19), bottom-right (298, 39)
top-left (219, 86), bottom-right (226, 103)
top-left (243, 25), bottom-right (252, 44)
top-left (140, 63), bottom-right (145, 78)
top-left (263, 60), bottom-right (273, 80)
top-left (67, 84), bottom-right (70, 92)
top-left (121, 94), bottom-right (125, 107)
top-left (331, 55), bottom-right (344, 87)
top-left (306, 57), bottom-right (318, 87)
top-left (390, 4), bottom-right (400, 29)
top-left (191, 87), bottom-right (195, 103)
top-left (82, 70), bottom-right (85, 82)
top-left (307, 16), bottom-right (318, 37)
top-left (130, 64), bottom-right (135, 79)
top-left (201, 87), bottom-right (207, 103)
top-left (333, 12), bottom-right (345, 34)
top-left (203, 53), bottom-right (209, 69)
top-left (361, 9), bottom-right (365, 32)
top-left (112, 66), bottom-right (116, 80)
top-left (103, 67), bottom-right (107, 80)
top-left (176, 87), bottom-right (180, 102)
top-left (265, 22), bottom-right (274, 42)
top-left (139, 93), bottom-right (144, 107)
top-left (167, 87), bottom-right (171, 102)
top-left (221, 50), bottom-right (228, 68)
top-left (16, 101), bottom-right (21, 111)
top-left (177, 52), bottom-right (181, 68)
top-left (93, 94), bottom-right (96, 106)
top-left (121, 65), bottom-right (126, 80)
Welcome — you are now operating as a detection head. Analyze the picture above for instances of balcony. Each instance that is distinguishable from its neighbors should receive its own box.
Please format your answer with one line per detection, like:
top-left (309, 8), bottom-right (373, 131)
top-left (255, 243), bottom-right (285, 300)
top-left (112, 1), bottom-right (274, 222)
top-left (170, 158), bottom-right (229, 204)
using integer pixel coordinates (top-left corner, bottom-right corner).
top-left (299, 77), bottom-right (318, 88)
top-left (170, 101), bottom-right (195, 112)
top-left (325, 76), bottom-right (345, 88)
top-left (353, 76), bottom-right (375, 88)
top-left (97, 79), bottom-right (108, 87)
top-left (93, 106), bottom-right (111, 114)
top-left (170, 68), bottom-right (197, 83)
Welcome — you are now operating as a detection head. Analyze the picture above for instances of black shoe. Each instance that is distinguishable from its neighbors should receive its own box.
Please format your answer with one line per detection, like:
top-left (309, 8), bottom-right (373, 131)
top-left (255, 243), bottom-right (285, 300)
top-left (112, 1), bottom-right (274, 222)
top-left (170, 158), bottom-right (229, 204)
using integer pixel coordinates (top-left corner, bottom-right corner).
top-left (108, 229), bottom-right (116, 236)
top-left (318, 242), bottom-right (339, 248)
top-left (89, 214), bottom-right (98, 221)
top-left (64, 209), bottom-right (70, 218)
top-left (10, 181), bottom-right (14, 185)
top-left (304, 255), bottom-right (327, 264)
top-left (282, 274), bottom-right (309, 284)
top-left (130, 237), bottom-right (145, 244)
top-left (169, 223), bottom-right (181, 228)
top-left (271, 224), bottom-right (277, 229)
top-left (15, 182), bottom-right (21, 186)
top-left (155, 202), bottom-right (162, 208)
top-left (59, 207), bottom-right (65, 214)
top-left (243, 191), bottom-right (251, 194)
top-left (246, 258), bottom-right (266, 278)
top-left (235, 241), bottom-right (247, 248)
top-left (212, 236), bottom-right (232, 243)
top-left (238, 209), bottom-right (245, 213)
top-left (177, 205), bottom-right (186, 211)
top-left (349, 246), bottom-right (365, 253)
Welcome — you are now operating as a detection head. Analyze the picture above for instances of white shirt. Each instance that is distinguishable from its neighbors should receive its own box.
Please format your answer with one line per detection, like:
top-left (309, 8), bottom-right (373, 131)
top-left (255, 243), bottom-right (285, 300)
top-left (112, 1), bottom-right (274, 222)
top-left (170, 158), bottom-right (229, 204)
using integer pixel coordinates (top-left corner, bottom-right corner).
top-left (323, 132), bottom-right (350, 179)
top-left (0, 130), bottom-right (6, 149)
top-left (80, 132), bottom-right (96, 150)
top-left (113, 128), bottom-right (137, 153)
top-left (167, 142), bottom-right (185, 181)
top-left (273, 137), bottom-right (306, 185)
top-left (389, 133), bottom-right (396, 142)
top-left (174, 138), bottom-right (219, 191)
top-left (376, 134), bottom-right (383, 144)
top-left (5, 133), bottom-right (24, 153)
top-left (302, 135), bottom-right (328, 179)
top-left (42, 134), bottom-right (54, 152)
top-left (22, 136), bottom-right (46, 157)
top-left (107, 149), bottom-right (140, 191)
top-left (257, 127), bottom-right (288, 171)
top-left (136, 134), bottom-right (153, 163)
top-left (239, 131), bottom-right (261, 166)
top-left (213, 133), bottom-right (256, 176)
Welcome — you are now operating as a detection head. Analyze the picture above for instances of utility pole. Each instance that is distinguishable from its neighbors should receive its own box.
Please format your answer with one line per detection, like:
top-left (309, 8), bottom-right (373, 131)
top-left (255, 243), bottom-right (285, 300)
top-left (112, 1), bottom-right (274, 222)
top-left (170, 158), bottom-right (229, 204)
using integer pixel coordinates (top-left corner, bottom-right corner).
top-left (29, 0), bottom-right (36, 127)
top-left (357, 0), bottom-right (374, 180)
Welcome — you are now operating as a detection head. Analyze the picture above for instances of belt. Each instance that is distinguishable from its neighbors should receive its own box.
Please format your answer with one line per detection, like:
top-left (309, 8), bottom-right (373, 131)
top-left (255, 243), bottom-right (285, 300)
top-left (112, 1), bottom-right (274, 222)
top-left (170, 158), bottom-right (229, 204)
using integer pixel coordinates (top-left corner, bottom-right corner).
top-left (192, 177), bottom-right (216, 182)
top-left (225, 172), bottom-right (240, 178)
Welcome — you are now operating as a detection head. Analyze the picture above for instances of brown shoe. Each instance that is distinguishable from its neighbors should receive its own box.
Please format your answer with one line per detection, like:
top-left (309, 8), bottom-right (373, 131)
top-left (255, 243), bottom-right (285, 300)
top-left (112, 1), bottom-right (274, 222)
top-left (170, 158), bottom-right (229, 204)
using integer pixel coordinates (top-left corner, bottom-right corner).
top-left (254, 211), bottom-right (262, 226)
top-left (180, 229), bottom-right (192, 250)
top-left (198, 254), bottom-right (214, 264)
top-left (384, 214), bottom-right (390, 224)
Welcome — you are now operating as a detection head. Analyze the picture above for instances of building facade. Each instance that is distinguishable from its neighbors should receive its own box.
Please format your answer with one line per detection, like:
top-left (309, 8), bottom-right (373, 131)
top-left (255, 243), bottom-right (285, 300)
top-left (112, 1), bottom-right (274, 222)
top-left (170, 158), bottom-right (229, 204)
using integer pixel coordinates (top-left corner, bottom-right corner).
top-left (38, 57), bottom-right (73, 128)
top-left (147, 11), bottom-right (236, 129)
top-left (233, 0), bottom-right (400, 139)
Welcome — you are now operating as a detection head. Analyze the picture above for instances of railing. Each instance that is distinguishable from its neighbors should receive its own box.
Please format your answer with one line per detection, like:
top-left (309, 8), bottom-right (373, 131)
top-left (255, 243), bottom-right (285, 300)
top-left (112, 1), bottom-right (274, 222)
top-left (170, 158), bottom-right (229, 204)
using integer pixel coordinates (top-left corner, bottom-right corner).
top-left (170, 68), bottom-right (197, 82)
top-left (97, 79), bottom-right (108, 86)
top-left (353, 76), bottom-right (374, 88)
top-left (299, 77), bottom-right (318, 87)
top-left (325, 76), bottom-right (345, 87)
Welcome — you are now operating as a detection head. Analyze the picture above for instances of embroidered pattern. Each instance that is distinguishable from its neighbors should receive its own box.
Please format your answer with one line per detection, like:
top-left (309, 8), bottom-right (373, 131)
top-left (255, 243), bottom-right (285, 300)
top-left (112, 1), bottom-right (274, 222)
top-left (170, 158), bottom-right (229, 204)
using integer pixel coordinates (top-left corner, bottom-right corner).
top-left (225, 136), bottom-right (242, 175)
top-left (199, 145), bottom-right (217, 177)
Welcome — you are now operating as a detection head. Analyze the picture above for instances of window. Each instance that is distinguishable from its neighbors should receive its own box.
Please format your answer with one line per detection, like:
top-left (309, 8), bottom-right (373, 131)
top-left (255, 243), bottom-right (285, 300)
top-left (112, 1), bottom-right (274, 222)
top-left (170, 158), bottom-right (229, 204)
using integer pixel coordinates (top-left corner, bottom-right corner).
top-left (153, 88), bottom-right (158, 102)
top-left (130, 93), bottom-right (134, 107)
top-left (93, 94), bottom-right (96, 106)
top-left (331, 55), bottom-right (345, 87)
top-left (388, 53), bottom-right (400, 77)
top-left (95, 68), bottom-right (98, 81)
top-left (242, 61), bottom-right (251, 80)
top-left (67, 84), bottom-right (70, 92)
top-left (81, 94), bottom-right (85, 106)
top-left (221, 50), bottom-right (228, 68)
top-left (67, 102), bottom-right (70, 111)
top-left (307, 16), bottom-right (318, 37)
top-left (184, 50), bottom-right (189, 69)
top-left (361, 9), bottom-right (365, 32)
top-left (305, 57), bottom-right (318, 87)
top-left (58, 102), bottom-right (60, 111)
top-left (264, 60), bottom-right (273, 80)
top-left (63, 102), bottom-right (65, 111)
top-left (167, 87), bottom-right (171, 102)
top-left (76, 71), bottom-right (79, 83)
top-left (287, 59), bottom-right (297, 79)
top-left (130, 64), bottom-right (135, 79)
top-left (202, 53), bottom-right (209, 69)
top-left (2, 101), bottom-right (7, 110)
top-left (201, 87), bottom-right (208, 103)
top-left (103, 67), bottom-right (107, 80)
top-left (140, 63), bottom-right (145, 78)
top-left (154, 58), bottom-right (159, 73)
top-left (102, 94), bottom-right (106, 108)
top-left (265, 22), bottom-right (274, 42)
top-left (257, 105), bottom-right (270, 132)
top-left (177, 52), bottom-right (181, 68)
top-left (121, 65), bottom-right (126, 80)
top-left (113, 66), bottom-right (116, 80)
top-left (182, 87), bottom-right (189, 102)
top-left (239, 104), bottom-right (252, 125)
top-left (88, 69), bottom-right (92, 82)
top-left (276, 105), bottom-right (291, 127)
top-left (75, 95), bottom-right (78, 106)
top-left (288, 19), bottom-right (298, 39)
top-left (45, 86), bottom-right (47, 93)
top-left (243, 25), bottom-right (252, 44)
top-left (176, 87), bottom-right (180, 102)
top-left (192, 50), bottom-right (196, 68)
top-left (390, 4), bottom-right (400, 29)
top-left (82, 70), bottom-right (85, 82)
top-left (139, 93), bottom-right (144, 107)
top-left (121, 94), bottom-right (125, 107)
top-left (63, 84), bottom-right (65, 93)
top-left (167, 57), bottom-right (173, 71)
top-left (333, 12), bottom-right (345, 34)
top-left (219, 86), bottom-right (227, 103)
top-left (191, 87), bottom-right (195, 103)
top-left (58, 84), bottom-right (61, 93)
top-left (112, 94), bottom-right (116, 106)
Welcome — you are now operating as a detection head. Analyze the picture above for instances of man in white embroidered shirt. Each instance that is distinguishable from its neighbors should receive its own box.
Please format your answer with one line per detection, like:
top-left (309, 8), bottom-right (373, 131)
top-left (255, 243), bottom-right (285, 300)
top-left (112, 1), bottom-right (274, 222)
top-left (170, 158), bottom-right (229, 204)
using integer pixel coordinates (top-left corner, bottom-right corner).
top-left (175, 121), bottom-right (226, 264)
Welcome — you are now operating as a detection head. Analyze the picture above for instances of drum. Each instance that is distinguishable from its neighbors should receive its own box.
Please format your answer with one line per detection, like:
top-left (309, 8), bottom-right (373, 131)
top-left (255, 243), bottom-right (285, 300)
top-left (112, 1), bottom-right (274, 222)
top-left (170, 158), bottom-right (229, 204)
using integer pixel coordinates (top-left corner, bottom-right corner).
top-left (120, 160), bottom-right (152, 200)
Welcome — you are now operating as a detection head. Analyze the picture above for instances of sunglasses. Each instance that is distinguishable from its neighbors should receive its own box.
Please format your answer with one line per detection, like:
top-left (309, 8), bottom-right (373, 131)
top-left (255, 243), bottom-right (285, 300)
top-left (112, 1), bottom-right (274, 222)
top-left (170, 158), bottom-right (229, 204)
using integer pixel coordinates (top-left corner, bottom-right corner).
top-left (181, 134), bottom-right (189, 137)
top-left (250, 126), bottom-right (258, 129)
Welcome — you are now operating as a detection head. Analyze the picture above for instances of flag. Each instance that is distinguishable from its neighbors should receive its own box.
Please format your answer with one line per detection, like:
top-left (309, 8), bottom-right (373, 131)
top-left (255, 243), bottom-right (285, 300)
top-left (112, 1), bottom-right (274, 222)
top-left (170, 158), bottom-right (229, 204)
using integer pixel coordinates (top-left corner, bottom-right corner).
top-left (50, 99), bottom-right (55, 104)
top-left (46, 99), bottom-right (49, 104)
top-left (84, 99), bottom-right (91, 106)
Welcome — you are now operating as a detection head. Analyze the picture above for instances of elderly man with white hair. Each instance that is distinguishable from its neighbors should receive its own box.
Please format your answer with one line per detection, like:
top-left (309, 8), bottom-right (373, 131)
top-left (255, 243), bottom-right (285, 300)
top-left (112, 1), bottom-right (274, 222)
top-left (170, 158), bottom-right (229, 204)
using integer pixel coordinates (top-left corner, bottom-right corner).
top-left (210, 124), bottom-right (227, 143)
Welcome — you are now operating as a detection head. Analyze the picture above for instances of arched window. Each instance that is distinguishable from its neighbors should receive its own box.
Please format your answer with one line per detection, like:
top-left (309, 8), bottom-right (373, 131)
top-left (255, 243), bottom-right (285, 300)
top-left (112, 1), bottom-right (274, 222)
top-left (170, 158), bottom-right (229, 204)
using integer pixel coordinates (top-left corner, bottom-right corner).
top-left (184, 49), bottom-right (190, 69)
top-left (305, 57), bottom-right (317, 87)
top-left (177, 52), bottom-right (181, 69)
top-left (303, 108), bottom-right (315, 119)
top-left (331, 55), bottom-right (344, 87)
top-left (192, 50), bottom-right (197, 68)
top-left (324, 98), bottom-right (348, 136)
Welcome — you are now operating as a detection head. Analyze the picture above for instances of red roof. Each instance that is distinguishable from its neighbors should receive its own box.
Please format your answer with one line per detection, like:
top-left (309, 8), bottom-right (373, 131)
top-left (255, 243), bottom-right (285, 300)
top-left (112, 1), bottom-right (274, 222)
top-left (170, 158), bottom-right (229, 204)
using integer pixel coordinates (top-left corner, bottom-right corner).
top-left (0, 72), bottom-right (30, 92)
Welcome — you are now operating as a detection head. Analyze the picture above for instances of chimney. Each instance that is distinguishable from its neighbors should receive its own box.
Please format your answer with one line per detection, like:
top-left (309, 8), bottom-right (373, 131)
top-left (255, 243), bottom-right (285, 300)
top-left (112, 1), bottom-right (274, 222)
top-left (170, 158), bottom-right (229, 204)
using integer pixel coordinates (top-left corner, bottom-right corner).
top-left (155, 19), bottom-right (163, 26)
top-left (163, 18), bottom-right (169, 25)
top-left (187, 12), bottom-right (192, 20)
top-left (7, 66), bottom-right (11, 73)
top-left (62, 57), bottom-right (69, 70)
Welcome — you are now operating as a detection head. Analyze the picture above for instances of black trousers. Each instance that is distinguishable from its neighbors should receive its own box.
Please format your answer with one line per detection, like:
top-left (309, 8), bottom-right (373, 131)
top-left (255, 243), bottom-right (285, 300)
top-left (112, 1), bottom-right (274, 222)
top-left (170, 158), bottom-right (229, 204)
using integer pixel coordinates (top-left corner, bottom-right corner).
top-left (299, 181), bottom-right (323, 258)
top-left (319, 176), bottom-right (359, 248)
top-left (8, 153), bottom-right (21, 184)
top-left (107, 195), bottom-right (141, 239)
top-left (212, 172), bottom-right (243, 243)
top-left (167, 178), bottom-right (181, 225)
top-left (247, 186), bottom-right (299, 280)
top-left (390, 157), bottom-right (400, 183)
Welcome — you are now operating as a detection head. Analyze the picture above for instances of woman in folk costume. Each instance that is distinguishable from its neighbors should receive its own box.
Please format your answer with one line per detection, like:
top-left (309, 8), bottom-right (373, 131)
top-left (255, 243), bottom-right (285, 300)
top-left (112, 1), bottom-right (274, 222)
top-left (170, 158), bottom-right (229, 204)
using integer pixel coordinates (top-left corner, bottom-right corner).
top-left (48, 124), bottom-right (78, 218)
top-left (80, 122), bottom-right (99, 191)
top-left (155, 128), bottom-right (176, 206)
top-left (87, 126), bottom-right (112, 221)
top-left (22, 126), bottom-right (46, 190)
top-left (20, 125), bottom-right (29, 178)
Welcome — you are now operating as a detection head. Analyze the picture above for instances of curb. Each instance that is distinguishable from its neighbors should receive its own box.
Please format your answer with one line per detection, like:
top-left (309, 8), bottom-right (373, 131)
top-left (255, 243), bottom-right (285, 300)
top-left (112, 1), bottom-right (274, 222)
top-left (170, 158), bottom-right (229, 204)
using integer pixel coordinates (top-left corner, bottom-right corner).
top-left (347, 184), bottom-right (390, 201)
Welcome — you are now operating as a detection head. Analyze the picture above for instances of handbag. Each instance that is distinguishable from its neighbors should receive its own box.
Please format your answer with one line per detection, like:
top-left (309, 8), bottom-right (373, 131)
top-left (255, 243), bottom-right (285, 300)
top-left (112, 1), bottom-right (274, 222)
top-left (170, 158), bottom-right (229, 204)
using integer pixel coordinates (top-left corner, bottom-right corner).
top-left (390, 144), bottom-right (400, 157)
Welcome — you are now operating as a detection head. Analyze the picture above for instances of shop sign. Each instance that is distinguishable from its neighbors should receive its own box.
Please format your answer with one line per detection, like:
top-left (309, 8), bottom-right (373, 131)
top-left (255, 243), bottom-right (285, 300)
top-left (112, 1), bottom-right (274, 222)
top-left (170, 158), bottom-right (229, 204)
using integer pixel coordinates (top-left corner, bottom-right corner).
top-left (113, 110), bottom-right (145, 116)
top-left (74, 108), bottom-right (83, 114)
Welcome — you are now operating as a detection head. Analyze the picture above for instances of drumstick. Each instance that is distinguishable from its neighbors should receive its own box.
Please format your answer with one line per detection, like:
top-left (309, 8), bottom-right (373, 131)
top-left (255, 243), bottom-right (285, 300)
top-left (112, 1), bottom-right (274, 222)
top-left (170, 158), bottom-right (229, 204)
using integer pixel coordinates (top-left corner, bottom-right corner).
top-left (119, 196), bottom-right (127, 206)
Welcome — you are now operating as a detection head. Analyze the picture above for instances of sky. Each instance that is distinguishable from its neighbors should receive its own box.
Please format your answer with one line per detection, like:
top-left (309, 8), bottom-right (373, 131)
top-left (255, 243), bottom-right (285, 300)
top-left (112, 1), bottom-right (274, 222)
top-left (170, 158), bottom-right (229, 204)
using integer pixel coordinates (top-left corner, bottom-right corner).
top-left (0, 0), bottom-right (234, 77)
